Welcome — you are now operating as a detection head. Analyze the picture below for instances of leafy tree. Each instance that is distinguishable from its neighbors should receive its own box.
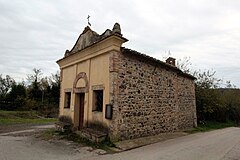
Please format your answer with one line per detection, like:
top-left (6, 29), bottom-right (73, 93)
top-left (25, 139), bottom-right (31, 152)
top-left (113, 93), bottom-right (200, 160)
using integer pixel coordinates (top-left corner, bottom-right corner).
top-left (193, 70), bottom-right (222, 122)
top-left (194, 70), bottom-right (221, 89)
top-left (48, 71), bottom-right (60, 105)
top-left (218, 83), bottom-right (240, 125)
top-left (7, 83), bottom-right (27, 110)
top-left (8, 83), bottom-right (27, 99)
top-left (0, 70), bottom-right (60, 116)
top-left (177, 57), bottom-right (239, 124)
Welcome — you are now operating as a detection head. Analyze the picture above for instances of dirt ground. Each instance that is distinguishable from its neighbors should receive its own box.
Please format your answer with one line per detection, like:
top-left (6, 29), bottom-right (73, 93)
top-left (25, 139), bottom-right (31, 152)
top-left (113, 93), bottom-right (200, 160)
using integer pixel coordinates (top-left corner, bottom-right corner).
top-left (0, 124), bottom-right (107, 160)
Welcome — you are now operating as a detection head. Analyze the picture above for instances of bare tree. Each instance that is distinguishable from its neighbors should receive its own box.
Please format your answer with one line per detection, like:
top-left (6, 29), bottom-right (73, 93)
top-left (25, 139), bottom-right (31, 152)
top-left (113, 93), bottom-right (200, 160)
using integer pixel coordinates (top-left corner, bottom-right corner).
top-left (0, 74), bottom-right (15, 98)
top-left (176, 56), bottom-right (192, 74)
top-left (27, 68), bottom-right (42, 85)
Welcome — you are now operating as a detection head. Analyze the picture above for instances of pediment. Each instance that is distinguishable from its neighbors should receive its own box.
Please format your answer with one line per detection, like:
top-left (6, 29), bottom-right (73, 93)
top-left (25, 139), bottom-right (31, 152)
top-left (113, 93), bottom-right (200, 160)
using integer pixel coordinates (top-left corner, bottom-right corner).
top-left (64, 23), bottom-right (124, 57)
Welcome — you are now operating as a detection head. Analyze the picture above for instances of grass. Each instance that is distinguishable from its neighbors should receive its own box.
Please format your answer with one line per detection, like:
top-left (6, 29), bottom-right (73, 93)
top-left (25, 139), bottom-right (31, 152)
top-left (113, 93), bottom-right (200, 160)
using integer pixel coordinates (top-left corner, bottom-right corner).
top-left (0, 110), bottom-right (57, 125)
top-left (186, 121), bottom-right (236, 133)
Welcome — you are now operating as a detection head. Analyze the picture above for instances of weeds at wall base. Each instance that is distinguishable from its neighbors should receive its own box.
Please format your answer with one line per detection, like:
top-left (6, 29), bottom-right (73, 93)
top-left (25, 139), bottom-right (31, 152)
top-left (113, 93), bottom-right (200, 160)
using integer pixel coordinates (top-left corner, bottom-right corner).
top-left (185, 121), bottom-right (236, 134)
top-left (39, 128), bottom-right (117, 153)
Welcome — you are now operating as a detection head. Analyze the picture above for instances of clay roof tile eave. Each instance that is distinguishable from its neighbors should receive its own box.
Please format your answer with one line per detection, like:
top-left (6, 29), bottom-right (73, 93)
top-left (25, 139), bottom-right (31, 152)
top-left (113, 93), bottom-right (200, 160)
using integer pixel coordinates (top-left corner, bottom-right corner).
top-left (121, 47), bottom-right (196, 80)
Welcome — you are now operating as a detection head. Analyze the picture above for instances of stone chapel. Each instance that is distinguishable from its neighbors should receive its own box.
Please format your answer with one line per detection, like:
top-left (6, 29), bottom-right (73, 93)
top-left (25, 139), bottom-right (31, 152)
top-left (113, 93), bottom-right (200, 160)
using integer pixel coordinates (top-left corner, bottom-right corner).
top-left (57, 23), bottom-right (197, 140)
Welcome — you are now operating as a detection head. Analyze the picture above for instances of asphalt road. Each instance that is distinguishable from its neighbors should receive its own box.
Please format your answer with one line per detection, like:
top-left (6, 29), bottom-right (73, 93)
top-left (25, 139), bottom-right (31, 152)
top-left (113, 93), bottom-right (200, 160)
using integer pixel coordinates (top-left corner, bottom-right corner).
top-left (0, 127), bottom-right (240, 160)
top-left (89, 127), bottom-right (240, 160)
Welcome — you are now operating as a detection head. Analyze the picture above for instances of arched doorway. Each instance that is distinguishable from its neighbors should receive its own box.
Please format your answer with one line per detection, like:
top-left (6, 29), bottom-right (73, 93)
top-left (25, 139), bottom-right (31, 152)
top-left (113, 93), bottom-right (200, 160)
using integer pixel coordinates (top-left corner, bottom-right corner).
top-left (73, 72), bottom-right (89, 129)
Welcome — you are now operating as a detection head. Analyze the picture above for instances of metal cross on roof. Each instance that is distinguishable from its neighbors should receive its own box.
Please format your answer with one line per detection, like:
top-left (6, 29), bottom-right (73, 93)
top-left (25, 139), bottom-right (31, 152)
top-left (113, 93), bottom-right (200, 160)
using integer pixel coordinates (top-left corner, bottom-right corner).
top-left (87, 15), bottom-right (91, 26)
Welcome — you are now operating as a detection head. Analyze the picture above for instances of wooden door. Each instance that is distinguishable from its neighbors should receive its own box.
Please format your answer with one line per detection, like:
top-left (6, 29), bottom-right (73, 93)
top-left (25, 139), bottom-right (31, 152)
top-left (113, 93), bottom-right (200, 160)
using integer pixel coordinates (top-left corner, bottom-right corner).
top-left (79, 93), bottom-right (85, 129)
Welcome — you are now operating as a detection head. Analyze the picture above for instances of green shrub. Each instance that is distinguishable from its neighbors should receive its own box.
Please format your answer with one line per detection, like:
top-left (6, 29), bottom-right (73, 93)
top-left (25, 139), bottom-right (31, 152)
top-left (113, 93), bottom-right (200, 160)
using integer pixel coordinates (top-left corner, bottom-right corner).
top-left (56, 115), bottom-right (73, 133)
top-left (58, 115), bottom-right (72, 124)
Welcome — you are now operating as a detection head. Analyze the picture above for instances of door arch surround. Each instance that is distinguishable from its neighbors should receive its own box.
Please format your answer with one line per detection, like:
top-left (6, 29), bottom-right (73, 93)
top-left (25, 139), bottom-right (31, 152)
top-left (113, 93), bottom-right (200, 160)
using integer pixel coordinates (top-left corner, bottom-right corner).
top-left (73, 72), bottom-right (89, 93)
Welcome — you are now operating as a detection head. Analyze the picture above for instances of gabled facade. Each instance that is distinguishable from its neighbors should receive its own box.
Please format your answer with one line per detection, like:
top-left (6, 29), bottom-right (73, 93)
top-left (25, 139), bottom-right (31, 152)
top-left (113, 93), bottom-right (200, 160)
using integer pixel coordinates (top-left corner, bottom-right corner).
top-left (57, 23), bottom-right (197, 140)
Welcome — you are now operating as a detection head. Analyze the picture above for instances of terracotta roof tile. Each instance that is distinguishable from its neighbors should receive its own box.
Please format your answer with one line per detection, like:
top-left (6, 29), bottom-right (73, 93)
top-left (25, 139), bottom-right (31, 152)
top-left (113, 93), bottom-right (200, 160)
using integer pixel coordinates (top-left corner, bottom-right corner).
top-left (121, 47), bottom-right (196, 80)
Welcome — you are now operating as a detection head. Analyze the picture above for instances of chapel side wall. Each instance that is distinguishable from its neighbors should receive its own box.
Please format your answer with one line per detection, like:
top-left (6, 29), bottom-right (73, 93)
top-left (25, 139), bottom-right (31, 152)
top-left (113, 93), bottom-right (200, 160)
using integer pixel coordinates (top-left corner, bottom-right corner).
top-left (110, 52), bottom-right (196, 140)
top-left (177, 77), bottom-right (197, 129)
top-left (110, 53), bottom-right (180, 140)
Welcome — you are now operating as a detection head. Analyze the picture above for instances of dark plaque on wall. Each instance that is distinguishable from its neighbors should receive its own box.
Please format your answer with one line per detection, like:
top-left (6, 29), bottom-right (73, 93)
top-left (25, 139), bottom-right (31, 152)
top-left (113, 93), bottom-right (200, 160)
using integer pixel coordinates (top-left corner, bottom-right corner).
top-left (105, 104), bottom-right (113, 119)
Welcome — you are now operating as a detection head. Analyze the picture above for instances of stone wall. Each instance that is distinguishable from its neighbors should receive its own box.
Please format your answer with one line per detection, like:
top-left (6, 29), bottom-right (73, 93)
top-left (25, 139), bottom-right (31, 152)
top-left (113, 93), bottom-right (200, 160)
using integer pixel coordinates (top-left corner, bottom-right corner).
top-left (177, 76), bottom-right (197, 129)
top-left (109, 51), bottom-right (196, 140)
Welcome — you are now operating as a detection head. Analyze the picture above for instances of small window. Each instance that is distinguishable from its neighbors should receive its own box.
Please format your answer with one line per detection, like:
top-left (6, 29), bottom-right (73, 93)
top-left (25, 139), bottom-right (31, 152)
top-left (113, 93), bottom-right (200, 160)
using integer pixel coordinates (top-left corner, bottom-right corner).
top-left (64, 92), bottom-right (71, 108)
top-left (92, 90), bottom-right (103, 112)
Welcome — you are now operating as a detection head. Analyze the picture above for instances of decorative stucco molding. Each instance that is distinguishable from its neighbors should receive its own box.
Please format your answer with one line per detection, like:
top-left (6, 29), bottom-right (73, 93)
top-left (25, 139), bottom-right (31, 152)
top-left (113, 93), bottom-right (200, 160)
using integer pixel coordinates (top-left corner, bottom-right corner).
top-left (73, 72), bottom-right (89, 93)
top-left (64, 88), bottom-right (72, 92)
top-left (91, 84), bottom-right (105, 90)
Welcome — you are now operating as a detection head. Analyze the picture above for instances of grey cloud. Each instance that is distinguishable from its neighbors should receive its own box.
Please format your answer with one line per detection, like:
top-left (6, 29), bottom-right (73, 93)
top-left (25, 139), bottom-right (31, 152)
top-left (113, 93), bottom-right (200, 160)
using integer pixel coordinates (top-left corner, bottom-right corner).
top-left (0, 0), bottom-right (239, 87)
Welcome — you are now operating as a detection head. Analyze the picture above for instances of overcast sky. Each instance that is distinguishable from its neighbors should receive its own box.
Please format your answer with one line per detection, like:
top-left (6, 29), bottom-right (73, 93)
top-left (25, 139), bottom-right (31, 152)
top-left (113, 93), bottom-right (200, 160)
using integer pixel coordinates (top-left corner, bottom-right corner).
top-left (0, 0), bottom-right (239, 87)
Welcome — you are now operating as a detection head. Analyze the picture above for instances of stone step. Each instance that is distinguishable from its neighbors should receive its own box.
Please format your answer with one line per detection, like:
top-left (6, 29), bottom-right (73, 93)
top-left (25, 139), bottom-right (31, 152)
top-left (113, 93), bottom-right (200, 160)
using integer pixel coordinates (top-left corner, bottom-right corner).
top-left (76, 128), bottom-right (107, 143)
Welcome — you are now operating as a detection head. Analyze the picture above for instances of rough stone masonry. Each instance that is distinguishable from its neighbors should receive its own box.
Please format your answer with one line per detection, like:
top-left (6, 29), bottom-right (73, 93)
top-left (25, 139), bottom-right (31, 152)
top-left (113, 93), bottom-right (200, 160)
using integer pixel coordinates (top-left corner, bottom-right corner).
top-left (109, 48), bottom-right (197, 140)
